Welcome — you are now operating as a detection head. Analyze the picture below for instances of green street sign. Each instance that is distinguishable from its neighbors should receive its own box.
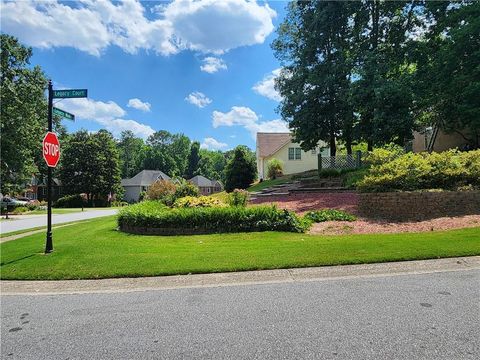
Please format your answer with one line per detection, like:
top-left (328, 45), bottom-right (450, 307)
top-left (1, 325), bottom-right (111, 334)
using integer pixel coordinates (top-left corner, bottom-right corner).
top-left (53, 107), bottom-right (75, 121)
top-left (52, 89), bottom-right (87, 99)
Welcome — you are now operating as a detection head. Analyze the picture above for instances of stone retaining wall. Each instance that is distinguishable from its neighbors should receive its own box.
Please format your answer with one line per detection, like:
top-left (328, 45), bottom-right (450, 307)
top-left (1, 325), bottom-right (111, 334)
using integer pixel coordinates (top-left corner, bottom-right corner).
top-left (120, 225), bottom-right (215, 236)
top-left (358, 191), bottom-right (480, 221)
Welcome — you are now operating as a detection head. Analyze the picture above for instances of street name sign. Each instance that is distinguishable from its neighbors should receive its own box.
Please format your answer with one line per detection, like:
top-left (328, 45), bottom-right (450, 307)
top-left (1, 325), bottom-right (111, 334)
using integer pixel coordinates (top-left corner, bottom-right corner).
top-left (42, 132), bottom-right (60, 168)
top-left (52, 89), bottom-right (88, 98)
top-left (53, 107), bottom-right (75, 121)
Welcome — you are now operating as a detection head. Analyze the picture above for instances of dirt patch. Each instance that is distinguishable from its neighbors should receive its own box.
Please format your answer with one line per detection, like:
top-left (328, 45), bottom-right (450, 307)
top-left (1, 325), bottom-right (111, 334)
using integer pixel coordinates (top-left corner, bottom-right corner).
top-left (309, 215), bottom-right (480, 235)
top-left (250, 192), bottom-right (359, 214)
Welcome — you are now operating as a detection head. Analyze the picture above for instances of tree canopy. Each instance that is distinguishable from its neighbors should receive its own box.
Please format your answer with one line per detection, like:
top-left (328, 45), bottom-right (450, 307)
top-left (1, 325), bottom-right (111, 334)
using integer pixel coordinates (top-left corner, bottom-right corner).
top-left (272, 0), bottom-right (479, 151)
top-left (224, 146), bottom-right (257, 192)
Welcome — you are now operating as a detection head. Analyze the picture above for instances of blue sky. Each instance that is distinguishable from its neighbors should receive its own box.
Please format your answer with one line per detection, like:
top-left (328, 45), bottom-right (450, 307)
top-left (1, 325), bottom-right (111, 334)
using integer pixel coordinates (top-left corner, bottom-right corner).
top-left (1, 0), bottom-right (290, 150)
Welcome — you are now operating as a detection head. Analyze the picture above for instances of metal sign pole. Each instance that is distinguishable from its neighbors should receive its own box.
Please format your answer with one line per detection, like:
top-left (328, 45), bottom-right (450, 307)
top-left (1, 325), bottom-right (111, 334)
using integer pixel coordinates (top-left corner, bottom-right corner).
top-left (45, 80), bottom-right (53, 254)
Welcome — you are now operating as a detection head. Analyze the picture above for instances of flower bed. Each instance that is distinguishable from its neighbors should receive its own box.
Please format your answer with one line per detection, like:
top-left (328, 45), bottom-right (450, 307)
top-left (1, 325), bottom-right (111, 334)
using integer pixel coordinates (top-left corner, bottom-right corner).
top-left (118, 201), bottom-right (310, 235)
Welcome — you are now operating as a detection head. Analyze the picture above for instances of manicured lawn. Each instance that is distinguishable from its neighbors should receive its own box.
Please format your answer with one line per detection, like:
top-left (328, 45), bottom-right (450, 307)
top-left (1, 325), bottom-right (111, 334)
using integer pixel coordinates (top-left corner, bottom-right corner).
top-left (248, 176), bottom-right (292, 192)
top-left (1, 216), bottom-right (479, 280)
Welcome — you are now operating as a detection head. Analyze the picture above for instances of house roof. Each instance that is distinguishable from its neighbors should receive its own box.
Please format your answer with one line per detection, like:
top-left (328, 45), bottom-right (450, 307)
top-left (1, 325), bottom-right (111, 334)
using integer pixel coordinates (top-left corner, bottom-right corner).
top-left (121, 170), bottom-right (171, 187)
top-left (256, 132), bottom-right (292, 158)
top-left (189, 175), bottom-right (214, 187)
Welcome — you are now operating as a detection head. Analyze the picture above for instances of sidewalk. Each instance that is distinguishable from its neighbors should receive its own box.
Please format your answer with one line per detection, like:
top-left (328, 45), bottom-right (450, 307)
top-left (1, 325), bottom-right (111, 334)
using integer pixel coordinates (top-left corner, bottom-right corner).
top-left (2, 256), bottom-right (479, 296)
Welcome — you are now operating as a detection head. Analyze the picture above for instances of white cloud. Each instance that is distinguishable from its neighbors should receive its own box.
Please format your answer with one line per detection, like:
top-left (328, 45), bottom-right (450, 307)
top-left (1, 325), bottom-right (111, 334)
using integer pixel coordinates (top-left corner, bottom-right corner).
top-left (253, 68), bottom-right (282, 101)
top-left (163, 0), bottom-right (276, 54)
top-left (96, 118), bottom-right (155, 139)
top-left (185, 92), bottom-right (212, 108)
top-left (1, 0), bottom-right (276, 56)
top-left (200, 57), bottom-right (227, 73)
top-left (60, 98), bottom-right (126, 121)
top-left (213, 106), bottom-right (258, 128)
top-left (60, 98), bottom-right (154, 139)
top-left (127, 98), bottom-right (151, 112)
top-left (201, 137), bottom-right (228, 150)
top-left (212, 106), bottom-right (289, 138)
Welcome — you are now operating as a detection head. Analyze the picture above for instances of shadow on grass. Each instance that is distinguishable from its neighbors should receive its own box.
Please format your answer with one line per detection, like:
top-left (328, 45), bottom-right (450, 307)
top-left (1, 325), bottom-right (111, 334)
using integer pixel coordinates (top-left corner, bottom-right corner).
top-left (1, 254), bottom-right (37, 266)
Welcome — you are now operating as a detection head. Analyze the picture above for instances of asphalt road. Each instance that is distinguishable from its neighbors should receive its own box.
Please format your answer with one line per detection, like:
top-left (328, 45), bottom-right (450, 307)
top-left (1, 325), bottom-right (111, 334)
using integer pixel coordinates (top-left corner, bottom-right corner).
top-left (0, 209), bottom-right (117, 233)
top-left (1, 269), bottom-right (479, 359)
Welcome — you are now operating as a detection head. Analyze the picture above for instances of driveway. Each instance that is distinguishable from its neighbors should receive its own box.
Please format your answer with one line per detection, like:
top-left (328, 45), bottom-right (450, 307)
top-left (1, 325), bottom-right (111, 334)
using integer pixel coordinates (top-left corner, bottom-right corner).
top-left (0, 209), bottom-right (118, 234)
top-left (1, 268), bottom-right (478, 359)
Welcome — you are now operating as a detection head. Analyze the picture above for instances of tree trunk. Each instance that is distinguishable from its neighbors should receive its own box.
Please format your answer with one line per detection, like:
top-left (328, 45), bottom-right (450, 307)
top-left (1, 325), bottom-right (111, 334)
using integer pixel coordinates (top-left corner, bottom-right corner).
top-left (330, 133), bottom-right (337, 156)
top-left (367, 140), bottom-right (373, 152)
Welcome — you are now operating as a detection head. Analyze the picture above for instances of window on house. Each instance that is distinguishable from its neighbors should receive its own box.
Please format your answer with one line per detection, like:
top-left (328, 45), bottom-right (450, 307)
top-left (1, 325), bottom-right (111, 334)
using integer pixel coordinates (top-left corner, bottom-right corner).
top-left (289, 147), bottom-right (302, 160)
top-left (311, 148), bottom-right (317, 155)
top-left (295, 148), bottom-right (301, 160)
top-left (288, 147), bottom-right (295, 160)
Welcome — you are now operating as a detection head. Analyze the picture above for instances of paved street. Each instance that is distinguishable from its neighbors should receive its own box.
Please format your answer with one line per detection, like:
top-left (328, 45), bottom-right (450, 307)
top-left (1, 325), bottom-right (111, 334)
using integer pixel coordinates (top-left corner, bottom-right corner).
top-left (2, 269), bottom-right (479, 359)
top-left (0, 209), bottom-right (118, 234)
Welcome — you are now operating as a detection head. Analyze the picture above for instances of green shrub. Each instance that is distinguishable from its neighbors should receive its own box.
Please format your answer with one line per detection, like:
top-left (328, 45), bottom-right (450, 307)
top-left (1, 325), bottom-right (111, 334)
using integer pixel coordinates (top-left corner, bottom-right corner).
top-left (146, 180), bottom-right (176, 202)
top-left (267, 158), bottom-right (284, 179)
top-left (55, 194), bottom-right (85, 208)
top-left (358, 149), bottom-right (480, 192)
top-left (173, 196), bottom-right (226, 208)
top-left (174, 181), bottom-right (200, 198)
top-left (364, 144), bottom-right (404, 167)
top-left (226, 189), bottom-right (249, 207)
top-left (304, 209), bottom-right (357, 222)
top-left (318, 169), bottom-right (341, 178)
top-left (118, 201), bottom-right (311, 234)
top-left (343, 168), bottom-right (369, 188)
top-left (11, 206), bottom-right (29, 214)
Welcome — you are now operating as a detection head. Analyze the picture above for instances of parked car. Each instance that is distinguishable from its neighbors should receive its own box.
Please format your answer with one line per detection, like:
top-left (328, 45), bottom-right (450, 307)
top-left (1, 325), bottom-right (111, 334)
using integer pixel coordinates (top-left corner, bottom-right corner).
top-left (0, 197), bottom-right (28, 207)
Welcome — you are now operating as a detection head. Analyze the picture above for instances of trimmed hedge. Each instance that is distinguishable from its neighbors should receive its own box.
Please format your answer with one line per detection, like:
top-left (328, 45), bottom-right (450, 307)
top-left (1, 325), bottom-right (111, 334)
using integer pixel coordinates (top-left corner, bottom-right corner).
top-left (118, 201), bottom-right (311, 235)
top-left (55, 194), bottom-right (85, 208)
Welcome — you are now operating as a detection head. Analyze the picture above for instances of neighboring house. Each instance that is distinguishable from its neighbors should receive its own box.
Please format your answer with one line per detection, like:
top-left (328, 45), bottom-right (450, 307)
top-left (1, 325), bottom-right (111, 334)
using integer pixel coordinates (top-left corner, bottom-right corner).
top-left (188, 175), bottom-right (223, 195)
top-left (34, 177), bottom-right (64, 201)
top-left (412, 127), bottom-right (474, 153)
top-left (256, 133), bottom-right (329, 180)
top-left (121, 170), bottom-right (171, 202)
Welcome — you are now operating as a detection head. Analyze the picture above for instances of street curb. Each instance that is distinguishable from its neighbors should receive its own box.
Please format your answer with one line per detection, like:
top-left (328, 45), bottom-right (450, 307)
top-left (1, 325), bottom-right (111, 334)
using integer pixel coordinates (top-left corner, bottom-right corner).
top-left (2, 256), bottom-right (479, 296)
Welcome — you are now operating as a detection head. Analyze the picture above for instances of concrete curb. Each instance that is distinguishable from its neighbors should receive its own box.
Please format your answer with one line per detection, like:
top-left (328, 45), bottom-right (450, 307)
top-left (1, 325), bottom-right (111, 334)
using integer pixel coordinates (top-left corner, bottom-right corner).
top-left (2, 256), bottom-right (479, 296)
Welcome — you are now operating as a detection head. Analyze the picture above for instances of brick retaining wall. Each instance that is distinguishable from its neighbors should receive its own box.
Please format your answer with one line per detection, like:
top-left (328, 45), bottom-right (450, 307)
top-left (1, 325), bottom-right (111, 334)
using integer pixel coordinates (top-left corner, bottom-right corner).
top-left (358, 191), bottom-right (480, 221)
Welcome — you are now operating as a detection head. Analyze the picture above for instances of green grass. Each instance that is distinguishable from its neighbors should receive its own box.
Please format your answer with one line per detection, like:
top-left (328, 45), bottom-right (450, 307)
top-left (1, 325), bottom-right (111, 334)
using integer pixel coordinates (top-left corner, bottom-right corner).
top-left (248, 176), bottom-right (292, 192)
top-left (1, 216), bottom-right (479, 280)
top-left (0, 219), bottom-right (95, 239)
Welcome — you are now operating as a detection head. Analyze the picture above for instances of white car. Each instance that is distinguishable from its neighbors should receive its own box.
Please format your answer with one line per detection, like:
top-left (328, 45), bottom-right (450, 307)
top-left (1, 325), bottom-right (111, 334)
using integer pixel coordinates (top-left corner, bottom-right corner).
top-left (0, 197), bottom-right (28, 207)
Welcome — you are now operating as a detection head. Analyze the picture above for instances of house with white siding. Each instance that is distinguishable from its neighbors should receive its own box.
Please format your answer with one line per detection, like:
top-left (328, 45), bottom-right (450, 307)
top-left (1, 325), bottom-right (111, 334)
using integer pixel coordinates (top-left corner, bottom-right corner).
top-left (256, 133), bottom-right (329, 180)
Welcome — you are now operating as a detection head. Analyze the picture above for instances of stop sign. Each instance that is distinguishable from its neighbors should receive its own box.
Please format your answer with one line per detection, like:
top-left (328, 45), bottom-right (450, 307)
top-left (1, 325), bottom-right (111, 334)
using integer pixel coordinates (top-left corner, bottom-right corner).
top-left (42, 131), bottom-right (60, 167)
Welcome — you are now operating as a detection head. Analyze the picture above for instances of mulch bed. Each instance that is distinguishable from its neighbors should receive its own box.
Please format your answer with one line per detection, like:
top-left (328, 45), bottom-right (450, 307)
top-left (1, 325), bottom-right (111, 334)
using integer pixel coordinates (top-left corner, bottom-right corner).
top-left (250, 192), bottom-right (359, 214)
top-left (309, 215), bottom-right (480, 235)
top-left (249, 192), bottom-right (480, 234)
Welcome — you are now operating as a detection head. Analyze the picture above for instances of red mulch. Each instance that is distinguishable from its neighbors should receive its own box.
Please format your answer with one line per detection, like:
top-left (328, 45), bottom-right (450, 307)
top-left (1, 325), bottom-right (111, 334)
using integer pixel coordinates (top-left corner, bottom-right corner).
top-left (250, 192), bottom-right (480, 234)
top-left (309, 215), bottom-right (480, 235)
top-left (250, 192), bottom-right (359, 215)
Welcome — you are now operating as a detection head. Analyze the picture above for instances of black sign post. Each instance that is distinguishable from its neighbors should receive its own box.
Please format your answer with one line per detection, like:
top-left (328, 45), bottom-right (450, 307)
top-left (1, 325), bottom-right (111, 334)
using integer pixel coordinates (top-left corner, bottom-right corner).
top-left (45, 80), bottom-right (54, 253)
top-left (44, 82), bottom-right (86, 254)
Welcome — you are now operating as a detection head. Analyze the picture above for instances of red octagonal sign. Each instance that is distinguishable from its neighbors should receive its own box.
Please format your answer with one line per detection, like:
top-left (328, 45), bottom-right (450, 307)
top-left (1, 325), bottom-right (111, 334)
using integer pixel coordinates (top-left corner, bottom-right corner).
top-left (42, 131), bottom-right (60, 167)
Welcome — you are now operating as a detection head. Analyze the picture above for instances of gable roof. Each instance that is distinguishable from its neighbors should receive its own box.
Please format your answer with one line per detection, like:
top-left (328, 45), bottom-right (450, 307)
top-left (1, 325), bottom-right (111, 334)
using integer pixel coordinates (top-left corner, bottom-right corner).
top-left (256, 132), bottom-right (292, 158)
top-left (189, 175), bottom-right (214, 187)
top-left (121, 170), bottom-right (171, 187)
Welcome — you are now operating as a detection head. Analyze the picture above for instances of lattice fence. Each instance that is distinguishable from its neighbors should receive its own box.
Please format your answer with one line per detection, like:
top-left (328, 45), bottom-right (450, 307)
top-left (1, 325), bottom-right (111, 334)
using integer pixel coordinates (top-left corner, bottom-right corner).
top-left (319, 154), bottom-right (359, 170)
